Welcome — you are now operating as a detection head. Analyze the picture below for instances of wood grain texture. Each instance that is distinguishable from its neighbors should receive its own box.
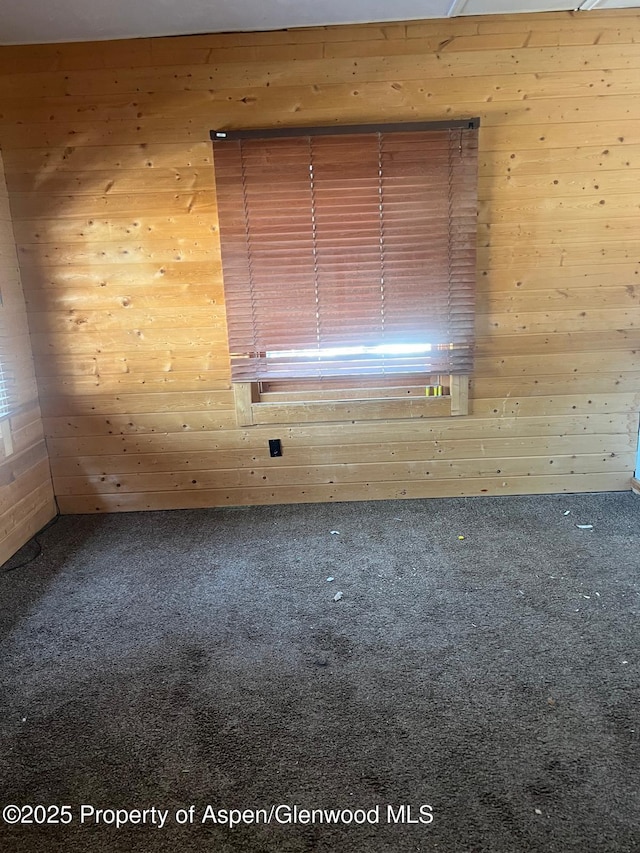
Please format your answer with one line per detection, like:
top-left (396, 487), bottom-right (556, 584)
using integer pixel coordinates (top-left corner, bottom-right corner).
top-left (0, 9), bottom-right (638, 514)
top-left (0, 152), bottom-right (55, 562)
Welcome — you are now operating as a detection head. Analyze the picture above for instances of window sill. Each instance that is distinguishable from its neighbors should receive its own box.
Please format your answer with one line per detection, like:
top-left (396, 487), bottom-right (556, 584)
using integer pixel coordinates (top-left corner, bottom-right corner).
top-left (234, 376), bottom-right (469, 426)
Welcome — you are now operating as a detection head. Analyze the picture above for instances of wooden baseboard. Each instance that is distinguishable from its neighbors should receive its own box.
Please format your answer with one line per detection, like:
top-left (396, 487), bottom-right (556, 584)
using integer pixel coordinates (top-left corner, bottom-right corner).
top-left (631, 477), bottom-right (640, 496)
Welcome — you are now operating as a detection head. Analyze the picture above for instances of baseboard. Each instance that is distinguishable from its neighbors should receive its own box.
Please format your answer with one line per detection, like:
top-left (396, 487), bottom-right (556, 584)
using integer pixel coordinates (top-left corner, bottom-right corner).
top-left (632, 478), bottom-right (640, 496)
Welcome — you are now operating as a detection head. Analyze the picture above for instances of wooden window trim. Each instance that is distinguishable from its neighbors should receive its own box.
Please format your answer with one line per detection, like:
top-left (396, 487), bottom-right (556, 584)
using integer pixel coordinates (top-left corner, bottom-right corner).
top-left (234, 375), bottom-right (469, 426)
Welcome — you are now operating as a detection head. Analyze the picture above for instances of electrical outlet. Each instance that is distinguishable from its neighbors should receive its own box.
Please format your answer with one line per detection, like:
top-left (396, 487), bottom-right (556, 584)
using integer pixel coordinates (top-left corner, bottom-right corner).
top-left (269, 439), bottom-right (282, 458)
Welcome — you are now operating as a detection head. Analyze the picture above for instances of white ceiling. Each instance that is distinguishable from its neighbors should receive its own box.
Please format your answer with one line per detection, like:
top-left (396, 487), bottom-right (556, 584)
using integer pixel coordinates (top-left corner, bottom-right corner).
top-left (0, 0), bottom-right (637, 45)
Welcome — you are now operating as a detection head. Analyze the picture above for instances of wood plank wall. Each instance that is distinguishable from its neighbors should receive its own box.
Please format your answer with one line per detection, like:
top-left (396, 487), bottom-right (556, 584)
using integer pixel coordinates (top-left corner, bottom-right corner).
top-left (0, 151), bottom-right (55, 559)
top-left (0, 9), bottom-right (638, 514)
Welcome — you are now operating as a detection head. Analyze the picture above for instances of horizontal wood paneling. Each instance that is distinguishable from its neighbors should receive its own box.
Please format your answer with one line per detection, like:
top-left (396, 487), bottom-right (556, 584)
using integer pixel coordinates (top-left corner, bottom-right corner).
top-left (55, 473), bottom-right (632, 514)
top-left (46, 428), bottom-right (635, 471)
top-left (0, 9), bottom-right (638, 514)
top-left (0, 151), bottom-right (55, 561)
top-left (44, 412), bottom-right (637, 458)
top-left (53, 453), bottom-right (635, 497)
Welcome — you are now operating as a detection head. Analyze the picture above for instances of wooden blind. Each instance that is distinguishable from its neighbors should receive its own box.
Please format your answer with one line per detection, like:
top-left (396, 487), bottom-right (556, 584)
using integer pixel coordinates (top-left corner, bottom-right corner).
top-left (212, 121), bottom-right (479, 382)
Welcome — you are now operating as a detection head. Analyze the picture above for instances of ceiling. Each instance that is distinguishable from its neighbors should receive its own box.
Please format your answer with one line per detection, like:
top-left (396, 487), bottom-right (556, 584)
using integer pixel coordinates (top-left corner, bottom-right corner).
top-left (0, 0), bottom-right (638, 45)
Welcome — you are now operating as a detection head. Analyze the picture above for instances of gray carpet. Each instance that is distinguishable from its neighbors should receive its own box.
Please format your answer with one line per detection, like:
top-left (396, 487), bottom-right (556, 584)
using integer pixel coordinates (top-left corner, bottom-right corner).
top-left (0, 492), bottom-right (638, 852)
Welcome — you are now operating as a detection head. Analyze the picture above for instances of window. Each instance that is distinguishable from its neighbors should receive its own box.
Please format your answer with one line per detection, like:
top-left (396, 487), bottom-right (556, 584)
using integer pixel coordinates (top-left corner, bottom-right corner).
top-left (0, 358), bottom-right (12, 420)
top-left (0, 299), bottom-right (16, 455)
top-left (210, 119), bottom-right (479, 424)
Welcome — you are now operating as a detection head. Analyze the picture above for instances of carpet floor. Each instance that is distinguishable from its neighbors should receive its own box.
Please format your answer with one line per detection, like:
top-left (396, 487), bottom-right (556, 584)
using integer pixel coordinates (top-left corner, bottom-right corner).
top-left (0, 492), bottom-right (638, 852)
